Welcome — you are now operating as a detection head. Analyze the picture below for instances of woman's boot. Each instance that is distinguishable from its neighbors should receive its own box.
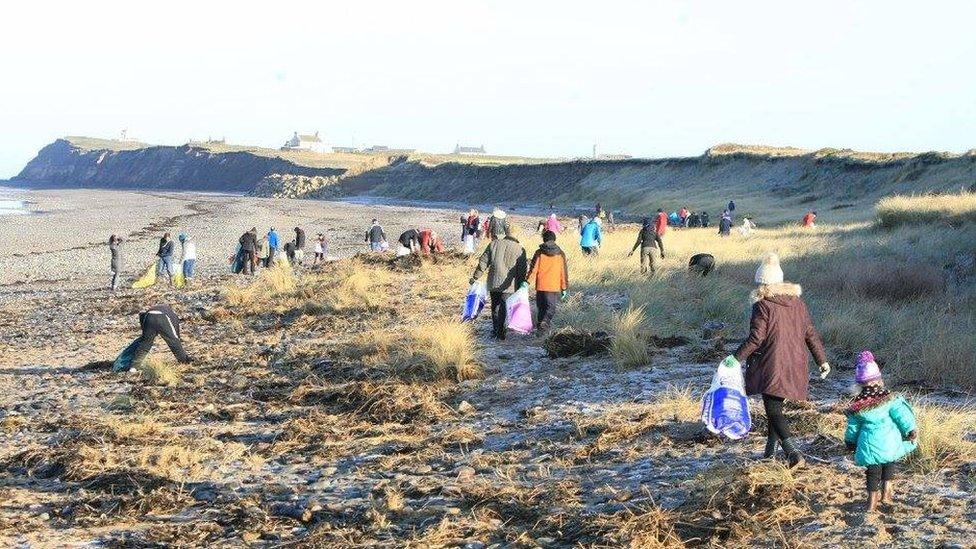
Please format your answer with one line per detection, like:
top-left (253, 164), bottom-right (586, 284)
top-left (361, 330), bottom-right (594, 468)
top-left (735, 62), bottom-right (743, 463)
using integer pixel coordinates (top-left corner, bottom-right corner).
top-left (780, 438), bottom-right (806, 468)
top-left (763, 431), bottom-right (779, 459)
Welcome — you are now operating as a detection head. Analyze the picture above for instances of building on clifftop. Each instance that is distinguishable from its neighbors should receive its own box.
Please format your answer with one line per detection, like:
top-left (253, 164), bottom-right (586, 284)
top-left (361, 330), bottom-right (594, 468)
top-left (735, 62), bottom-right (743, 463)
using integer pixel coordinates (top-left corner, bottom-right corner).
top-left (282, 131), bottom-right (332, 153)
top-left (453, 144), bottom-right (486, 155)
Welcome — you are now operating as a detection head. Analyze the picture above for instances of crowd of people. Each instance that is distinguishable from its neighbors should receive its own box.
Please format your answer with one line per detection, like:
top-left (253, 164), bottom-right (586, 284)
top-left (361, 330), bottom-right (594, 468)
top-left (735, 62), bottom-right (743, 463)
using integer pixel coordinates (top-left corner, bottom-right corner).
top-left (231, 226), bottom-right (325, 275)
top-left (109, 199), bottom-right (912, 519)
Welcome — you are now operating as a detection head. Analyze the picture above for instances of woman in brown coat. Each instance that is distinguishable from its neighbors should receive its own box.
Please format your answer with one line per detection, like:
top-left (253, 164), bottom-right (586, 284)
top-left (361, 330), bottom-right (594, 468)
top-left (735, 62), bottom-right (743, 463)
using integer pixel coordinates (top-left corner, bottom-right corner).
top-left (734, 253), bottom-right (831, 467)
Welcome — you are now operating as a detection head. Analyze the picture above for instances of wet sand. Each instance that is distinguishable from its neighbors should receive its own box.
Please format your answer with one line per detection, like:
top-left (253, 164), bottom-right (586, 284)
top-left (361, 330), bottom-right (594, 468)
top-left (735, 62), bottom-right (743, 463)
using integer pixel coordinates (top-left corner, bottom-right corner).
top-left (0, 189), bottom-right (483, 292)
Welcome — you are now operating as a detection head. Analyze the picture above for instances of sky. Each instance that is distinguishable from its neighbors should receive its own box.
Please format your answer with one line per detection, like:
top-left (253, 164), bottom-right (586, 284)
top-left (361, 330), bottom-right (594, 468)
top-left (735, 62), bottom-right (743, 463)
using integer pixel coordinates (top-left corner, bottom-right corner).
top-left (1, 0), bottom-right (974, 177)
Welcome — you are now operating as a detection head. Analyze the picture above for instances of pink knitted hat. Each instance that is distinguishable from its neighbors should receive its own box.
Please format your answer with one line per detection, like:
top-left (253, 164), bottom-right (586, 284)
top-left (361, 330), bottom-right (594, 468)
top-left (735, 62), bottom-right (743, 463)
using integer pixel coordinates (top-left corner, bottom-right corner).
top-left (855, 350), bottom-right (882, 384)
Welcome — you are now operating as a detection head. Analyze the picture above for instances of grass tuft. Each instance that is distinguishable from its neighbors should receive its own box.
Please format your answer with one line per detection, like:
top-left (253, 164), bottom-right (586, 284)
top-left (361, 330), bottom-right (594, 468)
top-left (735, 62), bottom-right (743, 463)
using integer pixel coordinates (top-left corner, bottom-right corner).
top-left (906, 401), bottom-right (976, 474)
top-left (392, 320), bottom-right (482, 382)
top-left (138, 357), bottom-right (181, 386)
top-left (610, 306), bottom-right (650, 370)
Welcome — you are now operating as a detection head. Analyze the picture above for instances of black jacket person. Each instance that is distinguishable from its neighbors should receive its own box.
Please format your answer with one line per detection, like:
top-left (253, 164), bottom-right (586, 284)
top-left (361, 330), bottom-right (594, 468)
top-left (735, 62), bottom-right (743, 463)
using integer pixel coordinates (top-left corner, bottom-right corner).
top-left (113, 304), bottom-right (193, 372)
top-left (627, 218), bottom-right (665, 274)
top-left (470, 224), bottom-right (527, 339)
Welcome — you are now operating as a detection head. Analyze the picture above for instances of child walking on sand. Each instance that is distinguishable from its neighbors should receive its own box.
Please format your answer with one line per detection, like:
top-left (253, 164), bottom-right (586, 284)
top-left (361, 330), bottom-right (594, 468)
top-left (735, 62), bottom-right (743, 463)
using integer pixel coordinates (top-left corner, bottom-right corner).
top-left (844, 351), bottom-right (918, 517)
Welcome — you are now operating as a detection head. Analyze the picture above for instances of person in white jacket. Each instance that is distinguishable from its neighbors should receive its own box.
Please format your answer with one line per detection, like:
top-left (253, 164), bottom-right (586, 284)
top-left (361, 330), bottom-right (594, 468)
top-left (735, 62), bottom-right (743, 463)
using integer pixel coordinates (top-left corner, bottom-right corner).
top-left (179, 233), bottom-right (197, 283)
top-left (739, 217), bottom-right (756, 237)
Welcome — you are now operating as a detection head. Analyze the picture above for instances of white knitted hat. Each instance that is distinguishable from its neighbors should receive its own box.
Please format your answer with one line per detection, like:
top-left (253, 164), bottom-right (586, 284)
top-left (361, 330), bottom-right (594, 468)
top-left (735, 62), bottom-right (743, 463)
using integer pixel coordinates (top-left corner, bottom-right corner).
top-left (492, 207), bottom-right (507, 219)
top-left (755, 252), bottom-right (784, 285)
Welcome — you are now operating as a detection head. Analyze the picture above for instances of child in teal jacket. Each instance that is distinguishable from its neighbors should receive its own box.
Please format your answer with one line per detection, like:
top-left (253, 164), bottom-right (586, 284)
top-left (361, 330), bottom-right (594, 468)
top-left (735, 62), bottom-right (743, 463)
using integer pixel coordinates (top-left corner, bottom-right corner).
top-left (844, 351), bottom-right (918, 515)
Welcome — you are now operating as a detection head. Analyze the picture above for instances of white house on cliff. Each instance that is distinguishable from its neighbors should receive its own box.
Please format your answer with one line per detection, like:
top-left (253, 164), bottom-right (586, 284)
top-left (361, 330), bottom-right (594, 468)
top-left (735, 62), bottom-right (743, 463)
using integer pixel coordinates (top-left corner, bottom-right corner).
top-left (282, 131), bottom-right (332, 153)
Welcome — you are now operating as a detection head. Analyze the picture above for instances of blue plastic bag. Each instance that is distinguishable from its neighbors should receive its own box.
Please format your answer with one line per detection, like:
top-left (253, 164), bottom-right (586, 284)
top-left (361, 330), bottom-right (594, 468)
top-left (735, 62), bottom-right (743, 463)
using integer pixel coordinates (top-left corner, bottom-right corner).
top-left (701, 356), bottom-right (752, 440)
top-left (461, 281), bottom-right (487, 321)
top-left (113, 337), bottom-right (142, 372)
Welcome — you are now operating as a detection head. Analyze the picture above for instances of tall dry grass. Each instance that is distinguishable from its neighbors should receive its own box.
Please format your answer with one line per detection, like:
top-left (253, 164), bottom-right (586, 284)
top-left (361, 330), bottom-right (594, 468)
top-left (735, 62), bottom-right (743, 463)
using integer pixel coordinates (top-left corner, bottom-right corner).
top-left (392, 320), bottom-right (482, 382)
top-left (906, 402), bottom-right (976, 474)
top-left (225, 261), bottom-right (297, 311)
top-left (549, 200), bottom-right (974, 389)
top-left (610, 306), bottom-right (650, 370)
top-left (877, 190), bottom-right (976, 228)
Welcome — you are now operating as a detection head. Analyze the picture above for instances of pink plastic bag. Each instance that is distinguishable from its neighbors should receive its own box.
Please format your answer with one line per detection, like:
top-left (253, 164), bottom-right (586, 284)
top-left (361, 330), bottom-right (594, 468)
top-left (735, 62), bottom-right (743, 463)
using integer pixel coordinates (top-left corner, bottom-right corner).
top-left (505, 288), bottom-right (534, 334)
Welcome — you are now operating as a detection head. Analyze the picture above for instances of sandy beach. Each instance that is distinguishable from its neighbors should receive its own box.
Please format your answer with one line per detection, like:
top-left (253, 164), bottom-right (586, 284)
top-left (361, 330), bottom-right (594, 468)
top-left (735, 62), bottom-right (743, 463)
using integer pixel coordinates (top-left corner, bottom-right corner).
top-left (0, 189), bottom-right (478, 292)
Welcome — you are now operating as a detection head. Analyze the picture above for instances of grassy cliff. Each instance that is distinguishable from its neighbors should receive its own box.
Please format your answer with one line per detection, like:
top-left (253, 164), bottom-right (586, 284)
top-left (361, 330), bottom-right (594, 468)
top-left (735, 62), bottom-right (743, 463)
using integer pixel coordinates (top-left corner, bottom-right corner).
top-left (335, 145), bottom-right (976, 224)
top-left (13, 137), bottom-right (976, 224)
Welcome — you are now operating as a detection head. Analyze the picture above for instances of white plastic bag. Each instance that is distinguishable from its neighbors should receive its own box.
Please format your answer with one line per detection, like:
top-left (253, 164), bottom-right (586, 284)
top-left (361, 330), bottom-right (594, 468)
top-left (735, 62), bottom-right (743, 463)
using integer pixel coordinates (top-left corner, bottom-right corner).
top-left (505, 287), bottom-right (534, 334)
top-left (701, 355), bottom-right (752, 440)
top-left (461, 281), bottom-right (487, 321)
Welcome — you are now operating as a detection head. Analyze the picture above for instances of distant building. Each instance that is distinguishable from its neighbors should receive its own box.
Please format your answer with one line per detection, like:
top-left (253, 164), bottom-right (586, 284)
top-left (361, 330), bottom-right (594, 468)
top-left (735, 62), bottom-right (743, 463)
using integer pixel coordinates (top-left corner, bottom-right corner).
top-left (363, 145), bottom-right (416, 154)
top-left (282, 131), bottom-right (332, 153)
top-left (332, 146), bottom-right (359, 153)
top-left (454, 144), bottom-right (486, 155)
top-left (596, 153), bottom-right (633, 160)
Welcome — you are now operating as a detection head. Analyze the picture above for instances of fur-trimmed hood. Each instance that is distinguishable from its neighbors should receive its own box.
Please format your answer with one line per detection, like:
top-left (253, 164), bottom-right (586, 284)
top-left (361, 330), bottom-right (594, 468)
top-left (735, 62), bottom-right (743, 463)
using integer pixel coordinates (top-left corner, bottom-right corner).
top-left (750, 282), bottom-right (802, 303)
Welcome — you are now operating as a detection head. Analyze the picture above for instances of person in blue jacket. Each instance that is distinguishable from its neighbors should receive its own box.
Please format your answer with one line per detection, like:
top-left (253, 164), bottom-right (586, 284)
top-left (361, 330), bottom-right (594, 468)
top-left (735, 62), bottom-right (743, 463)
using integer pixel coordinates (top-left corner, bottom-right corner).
top-left (579, 217), bottom-right (603, 255)
top-left (844, 351), bottom-right (918, 517)
top-left (267, 227), bottom-right (280, 265)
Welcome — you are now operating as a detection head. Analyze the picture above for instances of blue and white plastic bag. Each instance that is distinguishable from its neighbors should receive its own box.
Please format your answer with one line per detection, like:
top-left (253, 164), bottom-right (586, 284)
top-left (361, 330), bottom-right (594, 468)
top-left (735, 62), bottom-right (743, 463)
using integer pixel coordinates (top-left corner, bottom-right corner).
top-left (461, 281), bottom-right (488, 321)
top-left (701, 355), bottom-right (752, 440)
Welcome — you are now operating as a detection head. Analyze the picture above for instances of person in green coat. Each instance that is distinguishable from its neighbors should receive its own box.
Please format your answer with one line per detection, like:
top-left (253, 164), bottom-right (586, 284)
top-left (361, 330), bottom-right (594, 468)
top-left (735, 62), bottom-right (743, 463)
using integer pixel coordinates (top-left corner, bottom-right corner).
top-left (844, 351), bottom-right (918, 517)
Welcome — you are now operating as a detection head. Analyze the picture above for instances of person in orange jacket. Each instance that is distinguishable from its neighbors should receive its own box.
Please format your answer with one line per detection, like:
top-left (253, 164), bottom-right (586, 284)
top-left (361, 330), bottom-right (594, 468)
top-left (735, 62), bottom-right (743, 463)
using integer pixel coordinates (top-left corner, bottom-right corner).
top-left (521, 230), bottom-right (569, 332)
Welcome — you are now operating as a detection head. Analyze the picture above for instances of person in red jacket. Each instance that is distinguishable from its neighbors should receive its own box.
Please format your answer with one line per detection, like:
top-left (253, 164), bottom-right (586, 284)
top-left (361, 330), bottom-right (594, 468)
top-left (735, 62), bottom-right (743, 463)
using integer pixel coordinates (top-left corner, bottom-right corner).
top-left (678, 207), bottom-right (689, 226)
top-left (802, 211), bottom-right (817, 227)
top-left (655, 208), bottom-right (668, 236)
top-left (419, 229), bottom-right (444, 255)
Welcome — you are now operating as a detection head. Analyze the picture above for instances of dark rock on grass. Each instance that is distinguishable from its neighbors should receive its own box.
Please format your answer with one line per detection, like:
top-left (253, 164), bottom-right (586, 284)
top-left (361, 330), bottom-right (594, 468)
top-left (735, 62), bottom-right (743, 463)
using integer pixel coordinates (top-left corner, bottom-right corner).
top-left (543, 328), bottom-right (611, 358)
top-left (701, 320), bottom-right (728, 340)
top-left (84, 469), bottom-right (174, 494)
top-left (648, 335), bottom-right (692, 348)
top-left (690, 340), bottom-right (728, 364)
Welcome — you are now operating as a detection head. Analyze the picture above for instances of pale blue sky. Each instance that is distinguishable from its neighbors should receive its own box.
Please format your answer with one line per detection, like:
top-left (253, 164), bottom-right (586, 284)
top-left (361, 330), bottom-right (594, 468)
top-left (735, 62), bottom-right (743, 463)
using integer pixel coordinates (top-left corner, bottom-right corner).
top-left (1, 0), bottom-right (974, 177)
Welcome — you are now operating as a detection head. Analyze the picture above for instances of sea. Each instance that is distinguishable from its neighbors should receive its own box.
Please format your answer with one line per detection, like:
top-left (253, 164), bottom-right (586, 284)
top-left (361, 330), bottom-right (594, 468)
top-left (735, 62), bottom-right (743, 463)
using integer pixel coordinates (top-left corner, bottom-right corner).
top-left (0, 187), bottom-right (29, 216)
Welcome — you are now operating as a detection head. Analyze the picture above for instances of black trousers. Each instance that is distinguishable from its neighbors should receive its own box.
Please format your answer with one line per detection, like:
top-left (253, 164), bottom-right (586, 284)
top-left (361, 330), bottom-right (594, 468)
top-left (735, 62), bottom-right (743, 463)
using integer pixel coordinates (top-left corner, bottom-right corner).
top-left (242, 251), bottom-right (255, 274)
top-left (866, 463), bottom-right (897, 492)
top-left (132, 313), bottom-right (191, 366)
top-left (536, 291), bottom-right (559, 330)
top-left (763, 394), bottom-right (792, 441)
top-left (489, 291), bottom-right (509, 339)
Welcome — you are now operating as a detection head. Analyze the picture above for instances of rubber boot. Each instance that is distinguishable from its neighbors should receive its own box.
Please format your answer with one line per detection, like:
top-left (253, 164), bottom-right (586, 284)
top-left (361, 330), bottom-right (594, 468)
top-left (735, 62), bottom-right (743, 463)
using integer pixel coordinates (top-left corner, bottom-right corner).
top-left (780, 437), bottom-right (806, 468)
top-left (763, 431), bottom-right (779, 459)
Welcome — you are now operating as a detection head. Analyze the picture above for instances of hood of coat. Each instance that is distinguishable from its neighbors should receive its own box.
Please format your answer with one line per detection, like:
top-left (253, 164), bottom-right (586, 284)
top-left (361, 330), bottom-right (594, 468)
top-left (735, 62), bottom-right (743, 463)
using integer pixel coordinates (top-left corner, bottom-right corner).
top-left (751, 282), bottom-right (802, 304)
top-left (537, 242), bottom-right (563, 256)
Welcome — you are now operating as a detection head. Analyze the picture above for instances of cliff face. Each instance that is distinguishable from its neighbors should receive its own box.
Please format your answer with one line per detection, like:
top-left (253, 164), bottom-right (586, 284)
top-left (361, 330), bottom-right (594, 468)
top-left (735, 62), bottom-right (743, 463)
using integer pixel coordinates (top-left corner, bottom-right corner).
top-left (13, 139), bottom-right (345, 193)
top-left (14, 138), bottom-right (976, 222)
top-left (336, 147), bottom-right (976, 221)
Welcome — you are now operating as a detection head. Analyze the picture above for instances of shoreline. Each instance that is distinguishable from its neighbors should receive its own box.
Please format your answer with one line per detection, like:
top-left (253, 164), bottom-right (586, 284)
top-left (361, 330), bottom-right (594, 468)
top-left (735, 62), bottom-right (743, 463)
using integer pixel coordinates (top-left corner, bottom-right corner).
top-left (0, 189), bottom-right (537, 292)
